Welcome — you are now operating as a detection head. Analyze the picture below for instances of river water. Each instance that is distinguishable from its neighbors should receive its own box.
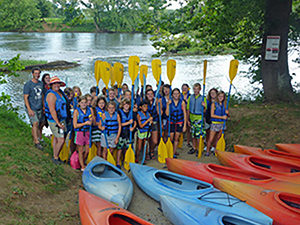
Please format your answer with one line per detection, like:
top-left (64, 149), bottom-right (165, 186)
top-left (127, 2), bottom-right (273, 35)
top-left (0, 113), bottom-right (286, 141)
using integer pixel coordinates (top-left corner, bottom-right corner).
top-left (0, 32), bottom-right (299, 118)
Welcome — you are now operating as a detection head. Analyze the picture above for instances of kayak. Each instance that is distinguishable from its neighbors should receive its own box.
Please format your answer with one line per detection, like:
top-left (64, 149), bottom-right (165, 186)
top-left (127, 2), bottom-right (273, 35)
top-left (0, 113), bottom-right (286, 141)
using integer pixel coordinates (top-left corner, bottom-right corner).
top-left (234, 145), bottom-right (300, 164)
top-left (79, 190), bottom-right (153, 225)
top-left (82, 156), bottom-right (133, 209)
top-left (276, 143), bottom-right (300, 156)
top-left (130, 163), bottom-right (272, 225)
top-left (216, 151), bottom-right (300, 185)
top-left (160, 195), bottom-right (266, 225)
top-left (213, 178), bottom-right (300, 225)
top-left (166, 158), bottom-right (300, 195)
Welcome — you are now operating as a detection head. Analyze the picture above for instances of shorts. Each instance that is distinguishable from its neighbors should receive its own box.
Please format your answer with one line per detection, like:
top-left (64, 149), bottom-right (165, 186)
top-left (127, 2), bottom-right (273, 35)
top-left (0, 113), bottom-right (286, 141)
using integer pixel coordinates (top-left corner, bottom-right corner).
top-left (117, 137), bottom-right (130, 151)
top-left (162, 119), bottom-right (168, 128)
top-left (137, 130), bottom-right (149, 139)
top-left (151, 121), bottom-right (159, 132)
top-left (48, 120), bottom-right (67, 138)
top-left (205, 122), bottom-right (211, 130)
top-left (101, 133), bottom-right (117, 148)
top-left (190, 120), bottom-right (205, 138)
top-left (210, 123), bottom-right (225, 132)
top-left (26, 109), bottom-right (45, 125)
top-left (91, 129), bottom-right (101, 142)
top-left (170, 122), bottom-right (183, 133)
top-left (75, 131), bottom-right (90, 146)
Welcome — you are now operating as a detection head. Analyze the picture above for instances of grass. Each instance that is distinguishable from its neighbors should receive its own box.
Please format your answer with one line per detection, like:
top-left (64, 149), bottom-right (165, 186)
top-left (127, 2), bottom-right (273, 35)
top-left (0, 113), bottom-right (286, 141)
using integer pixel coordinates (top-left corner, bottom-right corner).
top-left (19, 59), bottom-right (48, 67)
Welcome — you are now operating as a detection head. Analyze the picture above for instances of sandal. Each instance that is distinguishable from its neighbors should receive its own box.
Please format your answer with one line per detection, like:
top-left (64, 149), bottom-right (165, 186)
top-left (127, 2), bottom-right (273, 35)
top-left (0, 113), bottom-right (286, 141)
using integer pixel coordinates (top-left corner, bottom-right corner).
top-left (150, 152), bottom-right (156, 159)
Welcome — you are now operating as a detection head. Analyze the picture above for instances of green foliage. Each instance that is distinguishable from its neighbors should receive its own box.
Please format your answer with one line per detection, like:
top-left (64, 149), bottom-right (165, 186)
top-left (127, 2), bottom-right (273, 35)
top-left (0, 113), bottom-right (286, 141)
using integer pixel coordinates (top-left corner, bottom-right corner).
top-left (35, 0), bottom-right (53, 18)
top-left (54, 0), bottom-right (84, 25)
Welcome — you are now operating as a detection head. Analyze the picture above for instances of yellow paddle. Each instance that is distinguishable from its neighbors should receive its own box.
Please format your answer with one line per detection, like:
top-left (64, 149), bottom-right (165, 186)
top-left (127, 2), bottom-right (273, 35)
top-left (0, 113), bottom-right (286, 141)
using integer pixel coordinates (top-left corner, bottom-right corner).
top-left (114, 62), bottom-right (124, 88)
top-left (216, 59), bottom-right (239, 152)
top-left (151, 59), bottom-right (161, 85)
top-left (94, 60), bottom-right (102, 86)
top-left (86, 143), bottom-right (97, 164)
top-left (140, 65), bottom-right (148, 85)
top-left (110, 65), bottom-right (116, 87)
top-left (178, 133), bottom-right (183, 148)
top-left (166, 59), bottom-right (176, 158)
top-left (198, 60), bottom-right (207, 158)
top-left (124, 56), bottom-right (140, 171)
top-left (100, 61), bottom-right (111, 89)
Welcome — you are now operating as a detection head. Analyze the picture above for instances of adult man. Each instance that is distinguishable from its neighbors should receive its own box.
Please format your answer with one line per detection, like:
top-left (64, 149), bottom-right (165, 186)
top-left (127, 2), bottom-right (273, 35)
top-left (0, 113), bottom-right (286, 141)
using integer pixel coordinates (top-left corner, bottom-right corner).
top-left (23, 67), bottom-right (45, 150)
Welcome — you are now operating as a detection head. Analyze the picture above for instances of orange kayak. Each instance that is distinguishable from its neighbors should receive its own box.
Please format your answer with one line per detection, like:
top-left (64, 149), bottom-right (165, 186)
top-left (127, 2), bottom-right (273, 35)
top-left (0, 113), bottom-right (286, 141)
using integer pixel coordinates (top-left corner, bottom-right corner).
top-left (216, 150), bottom-right (300, 185)
top-left (166, 158), bottom-right (300, 195)
top-left (213, 178), bottom-right (300, 225)
top-left (234, 145), bottom-right (300, 164)
top-left (79, 190), bottom-right (153, 225)
top-left (276, 143), bottom-right (300, 156)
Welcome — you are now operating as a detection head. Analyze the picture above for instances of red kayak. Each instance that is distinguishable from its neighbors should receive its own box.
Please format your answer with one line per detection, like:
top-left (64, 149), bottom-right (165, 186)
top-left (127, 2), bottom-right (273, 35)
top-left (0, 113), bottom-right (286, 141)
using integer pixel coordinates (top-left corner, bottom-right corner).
top-left (214, 178), bottom-right (300, 225)
top-left (166, 158), bottom-right (300, 195)
top-left (216, 150), bottom-right (300, 185)
top-left (276, 144), bottom-right (300, 156)
top-left (79, 190), bottom-right (153, 225)
top-left (234, 145), bottom-right (300, 164)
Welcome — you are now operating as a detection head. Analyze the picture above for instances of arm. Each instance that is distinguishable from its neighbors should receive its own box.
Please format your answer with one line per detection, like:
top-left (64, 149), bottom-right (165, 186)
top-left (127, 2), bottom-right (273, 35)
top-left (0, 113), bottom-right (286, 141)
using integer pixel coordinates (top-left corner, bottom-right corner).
top-left (47, 93), bottom-right (64, 128)
top-left (210, 103), bottom-right (227, 120)
top-left (182, 101), bottom-right (187, 132)
top-left (24, 94), bottom-right (35, 117)
top-left (115, 114), bottom-right (121, 144)
top-left (165, 99), bottom-right (172, 116)
top-left (98, 113), bottom-right (106, 131)
top-left (186, 96), bottom-right (191, 126)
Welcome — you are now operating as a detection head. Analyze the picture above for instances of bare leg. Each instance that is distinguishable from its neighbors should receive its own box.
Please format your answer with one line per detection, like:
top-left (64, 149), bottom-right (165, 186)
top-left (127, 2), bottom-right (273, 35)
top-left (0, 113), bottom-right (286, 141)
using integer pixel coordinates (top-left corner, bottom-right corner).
top-left (150, 130), bottom-right (158, 157)
top-left (78, 146), bottom-right (85, 169)
top-left (117, 149), bottom-right (122, 165)
top-left (103, 147), bottom-right (108, 160)
top-left (53, 137), bottom-right (65, 159)
top-left (170, 132), bottom-right (175, 154)
top-left (96, 142), bottom-right (102, 157)
top-left (32, 122), bottom-right (39, 144)
top-left (174, 132), bottom-right (181, 155)
top-left (206, 130), bottom-right (217, 153)
top-left (84, 145), bottom-right (89, 161)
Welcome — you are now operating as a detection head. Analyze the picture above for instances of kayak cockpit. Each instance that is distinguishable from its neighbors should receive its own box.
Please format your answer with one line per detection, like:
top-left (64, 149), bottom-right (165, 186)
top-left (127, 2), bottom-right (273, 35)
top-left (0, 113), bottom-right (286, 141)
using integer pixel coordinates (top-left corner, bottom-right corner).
top-left (108, 213), bottom-right (144, 225)
top-left (222, 215), bottom-right (261, 225)
top-left (276, 192), bottom-right (300, 213)
top-left (92, 164), bottom-right (123, 178)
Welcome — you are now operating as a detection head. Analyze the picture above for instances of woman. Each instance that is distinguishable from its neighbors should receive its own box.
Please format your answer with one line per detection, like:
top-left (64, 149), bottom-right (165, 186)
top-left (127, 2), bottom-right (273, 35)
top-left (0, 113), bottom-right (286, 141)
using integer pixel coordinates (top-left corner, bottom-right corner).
top-left (45, 76), bottom-right (68, 165)
top-left (41, 73), bottom-right (50, 95)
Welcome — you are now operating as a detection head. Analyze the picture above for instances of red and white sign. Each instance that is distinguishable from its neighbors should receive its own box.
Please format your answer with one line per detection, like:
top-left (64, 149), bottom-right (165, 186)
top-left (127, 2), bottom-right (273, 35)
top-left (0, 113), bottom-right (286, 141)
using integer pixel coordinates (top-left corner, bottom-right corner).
top-left (265, 36), bottom-right (280, 61)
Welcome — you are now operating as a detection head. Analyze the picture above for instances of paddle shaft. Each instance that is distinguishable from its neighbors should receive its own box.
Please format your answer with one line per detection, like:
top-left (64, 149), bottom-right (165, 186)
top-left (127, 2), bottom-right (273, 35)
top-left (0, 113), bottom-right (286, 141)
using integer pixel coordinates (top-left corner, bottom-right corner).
top-left (129, 84), bottom-right (134, 145)
top-left (221, 83), bottom-right (232, 134)
top-left (200, 83), bottom-right (206, 136)
top-left (168, 90), bottom-right (171, 137)
top-left (99, 116), bottom-right (110, 150)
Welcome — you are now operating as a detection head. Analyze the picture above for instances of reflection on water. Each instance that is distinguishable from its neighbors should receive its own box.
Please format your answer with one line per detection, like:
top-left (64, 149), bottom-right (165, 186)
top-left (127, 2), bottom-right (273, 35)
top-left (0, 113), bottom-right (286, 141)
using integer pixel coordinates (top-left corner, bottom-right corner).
top-left (0, 32), bottom-right (299, 121)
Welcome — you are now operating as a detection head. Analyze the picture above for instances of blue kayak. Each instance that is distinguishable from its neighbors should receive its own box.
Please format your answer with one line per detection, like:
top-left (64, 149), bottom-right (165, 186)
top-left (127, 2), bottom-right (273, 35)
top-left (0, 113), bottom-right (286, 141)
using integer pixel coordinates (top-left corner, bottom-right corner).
top-left (82, 157), bottom-right (133, 209)
top-left (160, 195), bottom-right (267, 225)
top-left (130, 163), bottom-right (272, 225)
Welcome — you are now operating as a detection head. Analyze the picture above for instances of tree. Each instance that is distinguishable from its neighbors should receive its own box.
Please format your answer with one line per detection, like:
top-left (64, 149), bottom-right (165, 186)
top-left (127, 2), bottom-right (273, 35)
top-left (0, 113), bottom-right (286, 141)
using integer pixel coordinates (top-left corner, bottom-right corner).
top-left (35, 0), bottom-right (53, 18)
top-left (53, 0), bottom-right (83, 25)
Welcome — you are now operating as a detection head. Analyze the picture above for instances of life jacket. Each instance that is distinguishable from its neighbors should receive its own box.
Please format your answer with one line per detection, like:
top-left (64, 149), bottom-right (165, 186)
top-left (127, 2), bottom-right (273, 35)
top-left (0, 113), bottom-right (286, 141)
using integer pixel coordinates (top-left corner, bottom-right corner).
top-left (211, 102), bottom-right (226, 123)
top-left (181, 91), bottom-right (190, 104)
top-left (147, 101), bottom-right (158, 122)
top-left (119, 109), bottom-right (132, 136)
top-left (95, 107), bottom-right (105, 123)
top-left (161, 97), bottom-right (168, 120)
top-left (170, 99), bottom-right (184, 123)
top-left (189, 94), bottom-right (206, 115)
top-left (103, 111), bottom-right (119, 135)
top-left (45, 89), bottom-right (68, 122)
top-left (74, 107), bottom-right (92, 132)
top-left (138, 111), bottom-right (150, 133)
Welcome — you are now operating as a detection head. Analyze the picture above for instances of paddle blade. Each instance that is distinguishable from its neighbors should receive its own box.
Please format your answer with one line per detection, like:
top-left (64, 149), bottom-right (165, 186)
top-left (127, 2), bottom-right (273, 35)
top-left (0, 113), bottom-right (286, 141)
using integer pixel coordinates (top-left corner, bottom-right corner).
top-left (158, 137), bottom-right (168, 164)
top-left (167, 59), bottom-right (176, 85)
top-left (100, 61), bottom-right (111, 88)
top-left (216, 133), bottom-right (226, 152)
top-left (198, 136), bottom-right (204, 158)
top-left (94, 60), bottom-right (102, 85)
top-left (166, 138), bottom-right (173, 158)
top-left (229, 59), bottom-right (239, 83)
top-left (140, 65), bottom-right (148, 86)
top-left (114, 62), bottom-right (124, 88)
top-left (124, 144), bottom-right (135, 171)
top-left (86, 143), bottom-right (97, 164)
top-left (110, 66), bottom-right (116, 87)
top-left (151, 59), bottom-right (161, 84)
top-left (178, 133), bottom-right (183, 148)
top-left (203, 60), bottom-right (207, 85)
top-left (59, 140), bottom-right (69, 162)
top-left (51, 135), bottom-right (54, 148)
top-left (107, 148), bottom-right (116, 166)
top-left (128, 56), bottom-right (140, 85)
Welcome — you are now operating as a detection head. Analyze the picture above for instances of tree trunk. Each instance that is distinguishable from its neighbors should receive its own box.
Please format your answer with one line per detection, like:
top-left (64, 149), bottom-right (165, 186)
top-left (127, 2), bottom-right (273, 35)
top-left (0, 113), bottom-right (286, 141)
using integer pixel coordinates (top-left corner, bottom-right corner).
top-left (261, 0), bottom-right (293, 102)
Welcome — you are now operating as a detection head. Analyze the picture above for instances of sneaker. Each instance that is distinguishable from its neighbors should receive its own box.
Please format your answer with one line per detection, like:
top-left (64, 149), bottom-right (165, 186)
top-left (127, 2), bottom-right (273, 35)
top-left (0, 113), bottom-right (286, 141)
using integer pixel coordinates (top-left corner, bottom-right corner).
top-left (35, 143), bottom-right (44, 151)
top-left (203, 146), bottom-right (207, 151)
top-left (204, 152), bottom-right (210, 157)
top-left (117, 165), bottom-right (121, 169)
top-left (52, 157), bottom-right (62, 165)
top-left (81, 168), bottom-right (85, 172)
top-left (173, 154), bottom-right (178, 159)
top-left (188, 149), bottom-right (196, 154)
top-left (211, 147), bottom-right (216, 152)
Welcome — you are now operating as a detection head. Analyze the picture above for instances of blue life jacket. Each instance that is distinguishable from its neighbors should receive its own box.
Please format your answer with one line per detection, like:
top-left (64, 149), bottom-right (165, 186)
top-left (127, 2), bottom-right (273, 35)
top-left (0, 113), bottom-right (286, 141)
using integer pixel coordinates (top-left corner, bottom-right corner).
top-left (189, 94), bottom-right (205, 115)
top-left (95, 107), bottom-right (105, 123)
top-left (181, 91), bottom-right (190, 104)
top-left (170, 99), bottom-right (184, 123)
top-left (45, 89), bottom-right (68, 122)
top-left (211, 102), bottom-right (226, 123)
top-left (103, 111), bottom-right (119, 135)
top-left (162, 97), bottom-right (168, 120)
top-left (138, 111), bottom-right (150, 133)
top-left (74, 107), bottom-right (92, 132)
top-left (119, 109), bottom-right (132, 136)
top-left (147, 101), bottom-right (158, 122)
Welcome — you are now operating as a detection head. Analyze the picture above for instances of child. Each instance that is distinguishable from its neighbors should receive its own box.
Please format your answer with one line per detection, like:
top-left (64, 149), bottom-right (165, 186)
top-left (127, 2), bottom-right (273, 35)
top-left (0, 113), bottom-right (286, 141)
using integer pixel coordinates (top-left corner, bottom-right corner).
top-left (90, 86), bottom-right (98, 105)
top-left (121, 83), bottom-right (128, 94)
top-left (137, 100), bottom-right (153, 162)
top-left (93, 96), bottom-right (106, 157)
top-left (73, 86), bottom-right (82, 98)
top-left (166, 88), bottom-right (187, 157)
top-left (85, 94), bottom-right (93, 107)
top-left (187, 83), bottom-right (207, 155)
top-left (117, 99), bottom-right (136, 168)
top-left (161, 84), bottom-right (171, 141)
top-left (107, 88), bottom-right (120, 109)
top-left (205, 91), bottom-right (228, 156)
top-left (181, 83), bottom-right (191, 147)
top-left (73, 96), bottom-right (93, 171)
top-left (98, 101), bottom-right (121, 160)
top-left (205, 88), bottom-right (218, 150)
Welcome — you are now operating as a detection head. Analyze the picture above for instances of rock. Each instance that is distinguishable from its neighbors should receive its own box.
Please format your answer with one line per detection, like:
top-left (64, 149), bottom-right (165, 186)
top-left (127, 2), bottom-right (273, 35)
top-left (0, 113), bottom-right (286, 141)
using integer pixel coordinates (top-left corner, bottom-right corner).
top-left (24, 60), bottom-right (80, 71)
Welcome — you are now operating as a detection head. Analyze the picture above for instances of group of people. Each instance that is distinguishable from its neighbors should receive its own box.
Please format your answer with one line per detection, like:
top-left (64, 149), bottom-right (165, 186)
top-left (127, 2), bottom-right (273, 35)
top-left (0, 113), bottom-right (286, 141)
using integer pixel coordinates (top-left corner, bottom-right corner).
top-left (23, 67), bottom-right (228, 171)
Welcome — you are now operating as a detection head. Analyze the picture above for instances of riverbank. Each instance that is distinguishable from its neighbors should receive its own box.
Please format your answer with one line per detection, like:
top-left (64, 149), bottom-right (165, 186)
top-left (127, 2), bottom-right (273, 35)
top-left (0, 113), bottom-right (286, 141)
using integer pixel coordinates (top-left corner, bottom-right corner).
top-left (0, 102), bottom-right (299, 224)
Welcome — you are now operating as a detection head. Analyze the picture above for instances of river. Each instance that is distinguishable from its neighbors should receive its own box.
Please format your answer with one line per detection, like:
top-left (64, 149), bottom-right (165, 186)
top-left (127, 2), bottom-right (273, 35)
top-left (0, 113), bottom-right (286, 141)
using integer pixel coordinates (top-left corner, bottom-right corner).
top-left (0, 32), bottom-right (299, 118)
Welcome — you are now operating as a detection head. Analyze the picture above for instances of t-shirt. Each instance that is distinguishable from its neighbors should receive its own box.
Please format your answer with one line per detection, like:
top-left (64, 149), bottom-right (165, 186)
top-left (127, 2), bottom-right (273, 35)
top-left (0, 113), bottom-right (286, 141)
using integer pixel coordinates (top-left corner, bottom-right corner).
top-left (23, 80), bottom-right (44, 111)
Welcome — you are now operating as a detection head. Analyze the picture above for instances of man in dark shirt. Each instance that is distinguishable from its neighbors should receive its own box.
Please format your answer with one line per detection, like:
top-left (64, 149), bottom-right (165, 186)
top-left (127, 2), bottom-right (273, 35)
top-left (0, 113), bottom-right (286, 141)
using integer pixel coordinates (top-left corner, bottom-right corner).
top-left (23, 67), bottom-right (45, 150)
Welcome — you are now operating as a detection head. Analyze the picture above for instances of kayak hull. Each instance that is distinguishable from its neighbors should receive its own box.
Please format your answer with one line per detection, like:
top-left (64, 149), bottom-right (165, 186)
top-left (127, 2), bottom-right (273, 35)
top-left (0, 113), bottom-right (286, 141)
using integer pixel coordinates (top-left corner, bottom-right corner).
top-left (82, 156), bottom-right (133, 209)
top-left (79, 190), bottom-right (153, 225)
top-left (166, 158), bottom-right (300, 195)
top-left (130, 163), bottom-right (272, 225)
top-left (216, 151), bottom-right (300, 184)
top-left (213, 178), bottom-right (300, 225)
top-left (276, 143), bottom-right (300, 156)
